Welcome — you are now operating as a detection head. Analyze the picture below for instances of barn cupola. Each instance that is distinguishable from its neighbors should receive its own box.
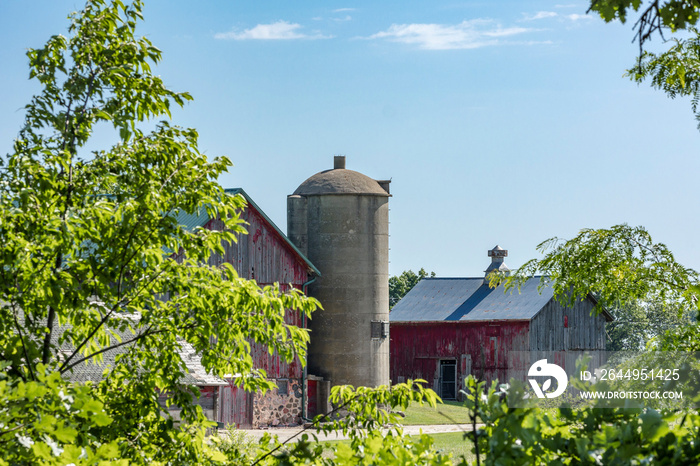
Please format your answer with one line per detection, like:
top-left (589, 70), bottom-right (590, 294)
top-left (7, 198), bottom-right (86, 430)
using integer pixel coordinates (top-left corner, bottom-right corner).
top-left (484, 245), bottom-right (510, 284)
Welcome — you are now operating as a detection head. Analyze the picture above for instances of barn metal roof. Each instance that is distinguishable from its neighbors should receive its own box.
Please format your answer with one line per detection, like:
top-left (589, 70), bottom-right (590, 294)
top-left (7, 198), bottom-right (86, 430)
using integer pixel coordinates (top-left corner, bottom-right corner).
top-left (63, 335), bottom-right (226, 386)
top-left (175, 188), bottom-right (320, 276)
top-left (45, 314), bottom-right (227, 386)
top-left (389, 277), bottom-right (555, 322)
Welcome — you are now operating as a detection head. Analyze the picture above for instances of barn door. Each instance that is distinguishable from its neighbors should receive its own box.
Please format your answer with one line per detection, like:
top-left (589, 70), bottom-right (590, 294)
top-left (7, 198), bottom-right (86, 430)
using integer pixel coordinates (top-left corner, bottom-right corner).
top-left (218, 383), bottom-right (253, 428)
top-left (439, 360), bottom-right (457, 400)
top-left (307, 379), bottom-right (318, 418)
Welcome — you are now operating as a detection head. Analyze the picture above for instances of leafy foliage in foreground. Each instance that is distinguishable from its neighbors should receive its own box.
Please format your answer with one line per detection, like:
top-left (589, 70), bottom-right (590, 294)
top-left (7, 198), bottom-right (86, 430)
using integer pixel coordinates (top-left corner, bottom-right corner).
top-left (626, 29), bottom-right (700, 130)
top-left (506, 224), bottom-right (700, 315)
top-left (0, 0), bottom-right (321, 463)
top-left (276, 381), bottom-right (451, 465)
top-left (589, 0), bottom-right (700, 53)
top-left (463, 373), bottom-right (700, 465)
top-left (209, 381), bottom-right (452, 465)
top-left (6, 0), bottom-right (700, 464)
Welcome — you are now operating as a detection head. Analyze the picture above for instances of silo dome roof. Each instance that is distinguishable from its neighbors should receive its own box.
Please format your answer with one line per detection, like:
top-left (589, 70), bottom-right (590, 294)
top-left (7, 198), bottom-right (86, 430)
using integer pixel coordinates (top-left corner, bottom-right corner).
top-left (293, 168), bottom-right (389, 196)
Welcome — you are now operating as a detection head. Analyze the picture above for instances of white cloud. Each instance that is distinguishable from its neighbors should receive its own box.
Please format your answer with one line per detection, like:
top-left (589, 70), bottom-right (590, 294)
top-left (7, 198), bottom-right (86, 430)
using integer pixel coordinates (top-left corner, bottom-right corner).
top-left (522, 11), bottom-right (558, 21)
top-left (333, 8), bottom-right (355, 13)
top-left (520, 10), bottom-right (592, 23)
top-left (333, 15), bottom-right (352, 22)
top-left (215, 20), bottom-right (330, 40)
top-left (566, 13), bottom-right (592, 21)
top-left (367, 20), bottom-right (532, 50)
top-left (515, 40), bottom-right (555, 46)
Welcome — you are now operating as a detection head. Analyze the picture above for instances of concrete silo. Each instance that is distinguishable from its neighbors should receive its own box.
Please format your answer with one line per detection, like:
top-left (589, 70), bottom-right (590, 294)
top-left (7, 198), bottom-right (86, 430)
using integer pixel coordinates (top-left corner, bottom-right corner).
top-left (288, 156), bottom-right (390, 388)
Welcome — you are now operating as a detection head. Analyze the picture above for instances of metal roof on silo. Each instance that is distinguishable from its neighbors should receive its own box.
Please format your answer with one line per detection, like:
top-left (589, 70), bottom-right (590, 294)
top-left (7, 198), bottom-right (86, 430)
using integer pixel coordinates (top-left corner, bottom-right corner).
top-left (293, 169), bottom-right (389, 196)
top-left (389, 277), bottom-right (555, 322)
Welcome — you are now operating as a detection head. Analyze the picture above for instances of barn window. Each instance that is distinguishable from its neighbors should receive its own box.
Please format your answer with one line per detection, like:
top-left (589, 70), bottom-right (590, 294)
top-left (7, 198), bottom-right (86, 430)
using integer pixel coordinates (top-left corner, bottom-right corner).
top-left (371, 321), bottom-right (389, 339)
top-left (277, 379), bottom-right (288, 395)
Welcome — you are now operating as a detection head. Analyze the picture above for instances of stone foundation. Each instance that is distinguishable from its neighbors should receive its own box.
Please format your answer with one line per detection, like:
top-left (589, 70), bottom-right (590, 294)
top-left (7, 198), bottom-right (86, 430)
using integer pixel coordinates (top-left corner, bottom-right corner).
top-left (253, 378), bottom-right (303, 427)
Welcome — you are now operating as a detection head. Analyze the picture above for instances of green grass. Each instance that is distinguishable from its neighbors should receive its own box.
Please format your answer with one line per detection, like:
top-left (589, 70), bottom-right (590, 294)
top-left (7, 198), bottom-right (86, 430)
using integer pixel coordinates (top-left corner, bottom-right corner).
top-left (430, 432), bottom-right (477, 464)
top-left (401, 400), bottom-right (476, 425)
top-left (319, 432), bottom-right (477, 464)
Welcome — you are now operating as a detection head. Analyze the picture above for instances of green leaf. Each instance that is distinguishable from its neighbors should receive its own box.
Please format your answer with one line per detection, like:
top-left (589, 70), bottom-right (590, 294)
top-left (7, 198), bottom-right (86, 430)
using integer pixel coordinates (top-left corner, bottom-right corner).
top-left (31, 442), bottom-right (53, 460)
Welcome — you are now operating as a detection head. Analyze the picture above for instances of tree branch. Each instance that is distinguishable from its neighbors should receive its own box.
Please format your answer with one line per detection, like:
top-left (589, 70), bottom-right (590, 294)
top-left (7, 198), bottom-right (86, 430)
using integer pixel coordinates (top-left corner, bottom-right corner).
top-left (10, 303), bottom-right (32, 382)
top-left (58, 264), bottom-right (172, 373)
top-left (60, 322), bottom-right (198, 374)
top-left (41, 250), bottom-right (63, 365)
top-left (0, 424), bottom-right (28, 443)
top-left (57, 303), bottom-right (119, 373)
top-left (250, 393), bottom-right (362, 466)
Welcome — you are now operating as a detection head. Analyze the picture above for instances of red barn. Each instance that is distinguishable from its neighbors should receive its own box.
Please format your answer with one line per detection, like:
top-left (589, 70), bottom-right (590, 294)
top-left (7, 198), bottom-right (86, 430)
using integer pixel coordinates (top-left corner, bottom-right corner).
top-left (389, 247), bottom-right (612, 399)
top-left (176, 188), bottom-right (320, 428)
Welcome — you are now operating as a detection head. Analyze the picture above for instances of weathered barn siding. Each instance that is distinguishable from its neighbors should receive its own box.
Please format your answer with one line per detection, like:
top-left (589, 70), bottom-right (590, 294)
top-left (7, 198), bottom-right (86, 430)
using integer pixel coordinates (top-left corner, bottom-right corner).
top-left (528, 297), bottom-right (608, 376)
top-left (390, 321), bottom-right (529, 398)
top-left (204, 203), bottom-right (310, 287)
top-left (204, 208), bottom-right (307, 381)
top-left (529, 297), bottom-right (606, 352)
top-left (218, 383), bottom-right (253, 428)
top-left (199, 195), bottom-right (313, 427)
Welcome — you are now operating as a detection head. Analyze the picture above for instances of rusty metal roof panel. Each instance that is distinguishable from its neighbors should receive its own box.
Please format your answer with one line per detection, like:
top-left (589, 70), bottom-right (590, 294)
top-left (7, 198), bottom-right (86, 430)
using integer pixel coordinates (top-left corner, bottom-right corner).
top-left (390, 277), bottom-right (553, 322)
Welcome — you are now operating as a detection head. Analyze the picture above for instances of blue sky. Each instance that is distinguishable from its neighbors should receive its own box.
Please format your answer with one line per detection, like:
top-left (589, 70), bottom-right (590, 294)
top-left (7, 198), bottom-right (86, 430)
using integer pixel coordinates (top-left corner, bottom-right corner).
top-left (1, 1), bottom-right (698, 277)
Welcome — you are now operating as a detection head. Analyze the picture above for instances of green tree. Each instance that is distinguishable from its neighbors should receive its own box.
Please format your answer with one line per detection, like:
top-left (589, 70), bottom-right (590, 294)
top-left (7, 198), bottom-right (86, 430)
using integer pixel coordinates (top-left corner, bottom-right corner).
top-left (625, 29), bottom-right (700, 129)
top-left (589, 0), bottom-right (700, 52)
top-left (0, 0), bottom-right (320, 463)
top-left (506, 224), bottom-right (700, 315)
top-left (464, 225), bottom-right (700, 465)
top-left (462, 372), bottom-right (700, 465)
top-left (586, 2), bottom-right (700, 131)
top-left (389, 268), bottom-right (435, 309)
top-left (1, 2), bottom-right (452, 464)
top-left (607, 301), bottom-right (695, 351)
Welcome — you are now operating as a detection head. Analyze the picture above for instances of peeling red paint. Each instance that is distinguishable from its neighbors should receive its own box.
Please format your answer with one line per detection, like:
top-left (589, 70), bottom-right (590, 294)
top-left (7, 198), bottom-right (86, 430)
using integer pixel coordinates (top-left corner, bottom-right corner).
top-left (218, 382), bottom-right (253, 428)
top-left (200, 200), bottom-right (313, 426)
top-left (307, 379), bottom-right (318, 417)
top-left (390, 321), bottom-right (529, 397)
